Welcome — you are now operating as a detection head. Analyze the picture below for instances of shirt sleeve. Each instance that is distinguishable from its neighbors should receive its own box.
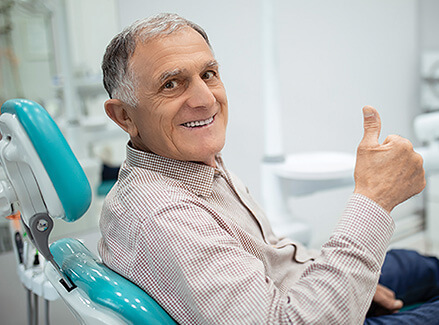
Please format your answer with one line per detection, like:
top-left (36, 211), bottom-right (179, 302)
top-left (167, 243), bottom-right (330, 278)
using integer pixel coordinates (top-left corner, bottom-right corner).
top-left (283, 193), bottom-right (394, 324)
top-left (128, 193), bottom-right (394, 325)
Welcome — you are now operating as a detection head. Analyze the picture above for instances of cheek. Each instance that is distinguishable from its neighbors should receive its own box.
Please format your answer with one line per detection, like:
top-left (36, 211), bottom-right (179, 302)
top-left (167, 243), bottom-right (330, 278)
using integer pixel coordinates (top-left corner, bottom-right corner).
top-left (139, 105), bottom-right (178, 141)
top-left (214, 87), bottom-right (228, 109)
top-left (218, 97), bottom-right (228, 124)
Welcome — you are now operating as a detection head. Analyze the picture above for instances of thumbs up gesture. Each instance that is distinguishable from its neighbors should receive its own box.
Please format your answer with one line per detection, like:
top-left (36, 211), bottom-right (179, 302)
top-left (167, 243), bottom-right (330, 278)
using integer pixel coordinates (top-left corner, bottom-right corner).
top-left (354, 106), bottom-right (426, 213)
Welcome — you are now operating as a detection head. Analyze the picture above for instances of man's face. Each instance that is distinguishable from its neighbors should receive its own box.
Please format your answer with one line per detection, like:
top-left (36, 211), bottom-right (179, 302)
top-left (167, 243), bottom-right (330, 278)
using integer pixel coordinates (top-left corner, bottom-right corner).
top-left (126, 27), bottom-right (228, 167)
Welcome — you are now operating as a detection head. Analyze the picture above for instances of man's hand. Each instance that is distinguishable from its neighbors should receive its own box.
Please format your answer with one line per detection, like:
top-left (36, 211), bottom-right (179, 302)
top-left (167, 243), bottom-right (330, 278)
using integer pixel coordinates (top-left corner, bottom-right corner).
top-left (367, 284), bottom-right (403, 317)
top-left (354, 106), bottom-right (426, 212)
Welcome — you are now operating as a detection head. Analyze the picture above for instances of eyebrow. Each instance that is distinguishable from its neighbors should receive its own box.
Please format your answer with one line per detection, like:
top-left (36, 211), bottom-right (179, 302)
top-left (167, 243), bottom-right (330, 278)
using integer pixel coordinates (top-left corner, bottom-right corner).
top-left (204, 60), bottom-right (219, 70)
top-left (158, 60), bottom-right (219, 85)
top-left (159, 68), bottom-right (185, 85)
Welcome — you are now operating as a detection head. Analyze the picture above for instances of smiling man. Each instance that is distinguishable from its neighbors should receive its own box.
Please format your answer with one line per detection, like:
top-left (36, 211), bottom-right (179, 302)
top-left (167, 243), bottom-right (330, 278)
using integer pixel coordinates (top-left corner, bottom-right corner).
top-left (105, 25), bottom-right (227, 167)
top-left (99, 13), bottom-right (439, 324)
top-left (104, 27), bottom-right (227, 167)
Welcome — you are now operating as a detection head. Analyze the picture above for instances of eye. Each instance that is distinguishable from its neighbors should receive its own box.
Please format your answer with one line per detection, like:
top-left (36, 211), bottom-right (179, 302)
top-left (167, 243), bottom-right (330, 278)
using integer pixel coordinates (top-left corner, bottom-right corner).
top-left (163, 80), bottom-right (177, 89)
top-left (202, 71), bottom-right (216, 80)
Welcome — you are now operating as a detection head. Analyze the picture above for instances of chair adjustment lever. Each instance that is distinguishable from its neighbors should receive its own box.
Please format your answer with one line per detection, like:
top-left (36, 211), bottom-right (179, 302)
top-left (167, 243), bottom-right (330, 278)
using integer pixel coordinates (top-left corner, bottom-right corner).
top-left (25, 213), bottom-right (76, 291)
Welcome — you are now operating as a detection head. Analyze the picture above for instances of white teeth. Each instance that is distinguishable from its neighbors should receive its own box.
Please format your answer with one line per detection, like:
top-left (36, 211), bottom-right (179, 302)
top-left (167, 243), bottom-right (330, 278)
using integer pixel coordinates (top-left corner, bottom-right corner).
top-left (183, 116), bottom-right (214, 128)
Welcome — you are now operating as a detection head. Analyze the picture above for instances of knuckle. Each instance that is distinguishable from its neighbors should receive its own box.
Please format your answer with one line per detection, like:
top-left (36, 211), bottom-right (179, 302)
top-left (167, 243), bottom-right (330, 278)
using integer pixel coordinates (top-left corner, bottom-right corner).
top-left (405, 139), bottom-right (414, 151)
top-left (416, 167), bottom-right (426, 192)
top-left (415, 152), bottom-right (424, 166)
top-left (387, 134), bottom-right (404, 143)
top-left (398, 136), bottom-right (411, 145)
top-left (395, 137), bottom-right (413, 153)
top-left (387, 134), bottom-right (399, 141)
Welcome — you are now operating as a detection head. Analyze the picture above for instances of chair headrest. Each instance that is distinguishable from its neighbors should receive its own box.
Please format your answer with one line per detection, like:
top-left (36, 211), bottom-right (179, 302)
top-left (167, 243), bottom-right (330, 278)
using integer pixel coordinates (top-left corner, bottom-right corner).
top-left (0, 99), bottom-right (91, 222)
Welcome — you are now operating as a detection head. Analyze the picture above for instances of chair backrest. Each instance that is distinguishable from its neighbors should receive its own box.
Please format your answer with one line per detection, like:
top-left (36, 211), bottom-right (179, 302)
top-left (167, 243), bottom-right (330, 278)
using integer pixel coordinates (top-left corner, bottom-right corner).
top-left (48, 238), bottom-right (176, 325)
top-left (0, 99), bottom-right (176, 325)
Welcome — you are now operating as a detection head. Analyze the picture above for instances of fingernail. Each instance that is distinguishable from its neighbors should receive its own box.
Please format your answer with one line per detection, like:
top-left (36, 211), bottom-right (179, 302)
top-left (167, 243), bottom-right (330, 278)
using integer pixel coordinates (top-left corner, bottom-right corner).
top-left (363, 106), bottom-right (375, 118)
top-left (394, 300), bottom-right (403, 308)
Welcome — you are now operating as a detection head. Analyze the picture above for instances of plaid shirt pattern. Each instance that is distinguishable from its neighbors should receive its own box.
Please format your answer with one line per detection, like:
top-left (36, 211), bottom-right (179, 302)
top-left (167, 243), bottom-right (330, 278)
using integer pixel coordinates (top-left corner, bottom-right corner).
top-left (98, 144), bottom-right (394, 324)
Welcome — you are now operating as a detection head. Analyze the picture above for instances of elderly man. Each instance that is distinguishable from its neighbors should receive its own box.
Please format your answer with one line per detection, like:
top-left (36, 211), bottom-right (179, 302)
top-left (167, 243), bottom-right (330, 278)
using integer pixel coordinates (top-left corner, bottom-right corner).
top-left (99, 13), bottom-right (438, 324)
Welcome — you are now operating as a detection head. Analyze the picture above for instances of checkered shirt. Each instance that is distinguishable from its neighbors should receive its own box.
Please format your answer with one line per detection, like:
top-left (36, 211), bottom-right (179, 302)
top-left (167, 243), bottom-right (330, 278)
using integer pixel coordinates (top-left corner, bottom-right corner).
top-left (98, 144), bottom-right (394, 324)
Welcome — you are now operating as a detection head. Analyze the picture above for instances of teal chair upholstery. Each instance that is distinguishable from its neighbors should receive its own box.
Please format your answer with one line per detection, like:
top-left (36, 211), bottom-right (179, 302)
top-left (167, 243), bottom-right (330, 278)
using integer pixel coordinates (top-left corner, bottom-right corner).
top-left (0, 99), bottom-right (176, 324)
top-left (50, 237), bottom-right (175, 324)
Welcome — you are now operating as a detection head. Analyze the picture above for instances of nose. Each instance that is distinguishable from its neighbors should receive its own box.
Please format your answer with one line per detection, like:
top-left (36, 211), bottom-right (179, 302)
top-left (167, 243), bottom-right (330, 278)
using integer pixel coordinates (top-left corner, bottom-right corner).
top-left (185, 77), bottom-right (216, 109)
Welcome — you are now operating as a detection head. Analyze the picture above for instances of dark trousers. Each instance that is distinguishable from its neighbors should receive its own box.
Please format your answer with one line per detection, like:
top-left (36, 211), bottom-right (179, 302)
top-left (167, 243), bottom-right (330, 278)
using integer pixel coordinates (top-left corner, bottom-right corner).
top-left (364, 249), bottom-right (439, 324)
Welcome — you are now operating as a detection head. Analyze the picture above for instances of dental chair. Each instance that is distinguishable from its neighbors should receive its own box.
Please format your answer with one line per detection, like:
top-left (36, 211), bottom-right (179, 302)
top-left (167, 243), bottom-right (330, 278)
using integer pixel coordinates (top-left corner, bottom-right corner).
top-left (0, 99), bottom-right (176, 324)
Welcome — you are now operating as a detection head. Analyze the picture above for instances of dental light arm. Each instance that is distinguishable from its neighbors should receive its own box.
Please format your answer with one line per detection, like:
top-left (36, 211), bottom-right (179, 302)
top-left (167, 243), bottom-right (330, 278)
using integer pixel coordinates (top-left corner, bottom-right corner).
top-left (0, 99), bottom-right (92, 291)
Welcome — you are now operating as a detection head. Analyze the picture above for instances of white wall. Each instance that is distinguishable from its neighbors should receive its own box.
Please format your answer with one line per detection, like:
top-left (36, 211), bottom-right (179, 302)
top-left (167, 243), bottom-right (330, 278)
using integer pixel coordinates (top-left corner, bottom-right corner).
top-left (419, 0), bottom-right (439, 51)
top-left (116, 0), bottom-right (420, 206)
top-left (277, 0), bottom-right (419, 154)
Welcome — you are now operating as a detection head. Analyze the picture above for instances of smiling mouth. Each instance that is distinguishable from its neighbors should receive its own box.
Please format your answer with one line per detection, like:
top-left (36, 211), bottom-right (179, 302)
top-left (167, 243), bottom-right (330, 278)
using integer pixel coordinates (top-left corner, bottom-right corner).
top-left (181, 115), bottom-right (215, 128)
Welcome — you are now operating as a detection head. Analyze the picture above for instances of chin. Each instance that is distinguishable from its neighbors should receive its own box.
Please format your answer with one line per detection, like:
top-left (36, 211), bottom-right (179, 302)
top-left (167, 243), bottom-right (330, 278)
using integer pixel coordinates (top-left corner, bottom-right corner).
top-left (189, 144), bottom-right (224, 165)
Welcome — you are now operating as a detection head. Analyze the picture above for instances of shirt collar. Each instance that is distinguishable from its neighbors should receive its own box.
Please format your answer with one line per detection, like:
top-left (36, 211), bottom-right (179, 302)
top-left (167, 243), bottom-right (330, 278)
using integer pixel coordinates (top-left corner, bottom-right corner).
top-left (125, 143), bottom-right (224, 197)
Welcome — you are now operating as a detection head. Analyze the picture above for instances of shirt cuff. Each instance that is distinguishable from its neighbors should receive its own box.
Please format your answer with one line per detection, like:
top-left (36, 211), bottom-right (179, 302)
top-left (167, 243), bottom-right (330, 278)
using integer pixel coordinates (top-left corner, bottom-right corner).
top-left (332, 193), bottom-right (395, 265)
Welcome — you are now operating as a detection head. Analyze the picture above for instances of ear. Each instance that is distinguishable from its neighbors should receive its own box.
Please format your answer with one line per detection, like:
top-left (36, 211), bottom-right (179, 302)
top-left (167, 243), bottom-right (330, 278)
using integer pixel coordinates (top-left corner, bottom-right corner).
top-left (104, 99), bottom-right (138, 138)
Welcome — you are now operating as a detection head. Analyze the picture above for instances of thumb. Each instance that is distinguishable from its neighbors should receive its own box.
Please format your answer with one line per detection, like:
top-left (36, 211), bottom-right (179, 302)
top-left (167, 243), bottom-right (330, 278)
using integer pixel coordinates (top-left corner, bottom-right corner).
top-left (360, 106), bottom-right (381, 147)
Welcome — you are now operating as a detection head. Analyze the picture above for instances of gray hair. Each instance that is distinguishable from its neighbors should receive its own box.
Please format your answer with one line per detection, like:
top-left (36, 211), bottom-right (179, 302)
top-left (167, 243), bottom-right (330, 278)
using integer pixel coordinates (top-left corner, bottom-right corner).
top-left (102, 13), bottom-right (211, 107)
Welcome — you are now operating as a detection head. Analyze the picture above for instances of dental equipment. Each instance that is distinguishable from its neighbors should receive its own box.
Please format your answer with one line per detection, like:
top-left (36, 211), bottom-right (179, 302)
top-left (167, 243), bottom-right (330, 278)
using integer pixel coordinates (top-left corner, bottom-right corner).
top-left (0, 99), bottom-right (175, 324)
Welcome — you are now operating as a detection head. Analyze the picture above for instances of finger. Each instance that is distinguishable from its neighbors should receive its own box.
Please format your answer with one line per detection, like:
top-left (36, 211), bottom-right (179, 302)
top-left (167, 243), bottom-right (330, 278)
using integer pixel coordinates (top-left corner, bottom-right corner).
top-left (382, 134), bottom-right (398, 145)
top-left (375, 285), bottom-right (404, 310)
top-left (360, 106), bottom-right (382, 147)
top-left (393, 299), bottom-right (404, 310)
